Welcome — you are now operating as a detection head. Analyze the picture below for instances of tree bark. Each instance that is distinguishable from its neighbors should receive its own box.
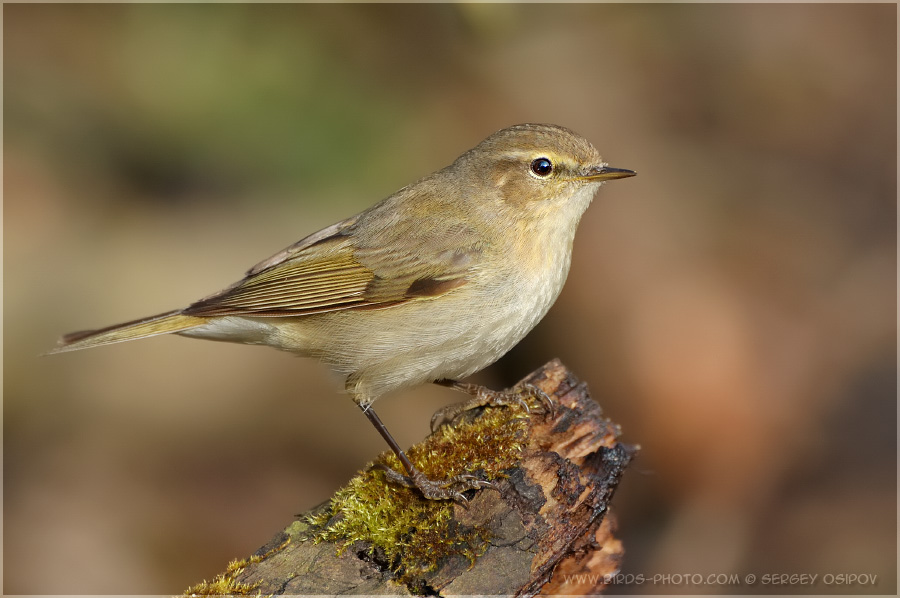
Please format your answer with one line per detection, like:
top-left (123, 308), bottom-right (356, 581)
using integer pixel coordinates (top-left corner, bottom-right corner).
top-left (185, 360), bottom-right (637, 596)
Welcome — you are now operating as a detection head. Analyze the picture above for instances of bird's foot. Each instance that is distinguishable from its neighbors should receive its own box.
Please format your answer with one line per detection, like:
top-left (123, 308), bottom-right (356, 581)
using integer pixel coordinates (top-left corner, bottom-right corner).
top-left (373, 462), bottom-right (498, 505)
top-left (431, 381), bottom-right (555, 431)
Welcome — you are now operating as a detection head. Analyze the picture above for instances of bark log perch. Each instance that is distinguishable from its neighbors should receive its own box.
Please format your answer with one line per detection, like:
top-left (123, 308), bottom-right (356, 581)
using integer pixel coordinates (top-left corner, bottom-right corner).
top-left (185, 360), bottom-right (637, 596)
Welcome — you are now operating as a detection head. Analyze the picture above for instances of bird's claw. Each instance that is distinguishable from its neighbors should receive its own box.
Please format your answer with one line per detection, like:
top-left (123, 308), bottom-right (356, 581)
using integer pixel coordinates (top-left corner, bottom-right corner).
top-left (523, 383), bottom-right (556, 419)
top-left (374, 463), bottom-right (499, 504)
top-left (431, 381), bottom-right (557, 431)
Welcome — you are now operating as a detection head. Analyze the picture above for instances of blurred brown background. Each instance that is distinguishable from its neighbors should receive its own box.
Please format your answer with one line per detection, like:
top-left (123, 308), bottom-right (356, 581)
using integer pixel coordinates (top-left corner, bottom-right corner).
top-left (3, 4), bottom-right (896, 594)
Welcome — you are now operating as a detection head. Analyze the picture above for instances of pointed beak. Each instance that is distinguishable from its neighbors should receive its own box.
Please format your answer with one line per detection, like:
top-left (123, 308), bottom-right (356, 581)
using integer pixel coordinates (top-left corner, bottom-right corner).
top-left (580, 165), bottom-right (636, 182)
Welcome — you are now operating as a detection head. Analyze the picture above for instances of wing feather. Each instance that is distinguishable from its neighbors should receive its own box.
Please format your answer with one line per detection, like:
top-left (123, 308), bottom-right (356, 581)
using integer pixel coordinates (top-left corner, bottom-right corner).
top-left (183, 204), bottom-right (480, 318)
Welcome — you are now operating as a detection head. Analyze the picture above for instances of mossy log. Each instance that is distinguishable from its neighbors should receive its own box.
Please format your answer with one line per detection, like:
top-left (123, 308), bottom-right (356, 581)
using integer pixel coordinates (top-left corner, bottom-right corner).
top-left (185, 360), bottom-right (637, 596)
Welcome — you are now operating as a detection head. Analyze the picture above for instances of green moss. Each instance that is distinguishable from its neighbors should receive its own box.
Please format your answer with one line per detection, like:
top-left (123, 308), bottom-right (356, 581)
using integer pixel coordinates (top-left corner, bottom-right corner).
top-left (183, 538), bottom-right (290, 596)
top-left (184, 558), bottom-right (259, 596)
top-left (307, 402), bottom-right (531, 582)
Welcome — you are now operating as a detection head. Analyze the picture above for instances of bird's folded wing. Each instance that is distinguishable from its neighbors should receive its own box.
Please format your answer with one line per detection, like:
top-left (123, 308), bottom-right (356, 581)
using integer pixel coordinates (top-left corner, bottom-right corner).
top-left (183, 217), bottom-right (475, 318)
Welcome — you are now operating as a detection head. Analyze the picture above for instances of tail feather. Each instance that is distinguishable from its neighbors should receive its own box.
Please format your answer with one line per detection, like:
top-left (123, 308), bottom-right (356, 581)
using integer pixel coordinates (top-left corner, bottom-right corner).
top-left (48, 310), bottom-right (207, 354)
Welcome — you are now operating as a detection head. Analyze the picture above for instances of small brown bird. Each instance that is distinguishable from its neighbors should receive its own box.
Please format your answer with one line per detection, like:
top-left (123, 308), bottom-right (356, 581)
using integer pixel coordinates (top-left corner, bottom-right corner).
top-left (50, 123), bottom-right (635, 501)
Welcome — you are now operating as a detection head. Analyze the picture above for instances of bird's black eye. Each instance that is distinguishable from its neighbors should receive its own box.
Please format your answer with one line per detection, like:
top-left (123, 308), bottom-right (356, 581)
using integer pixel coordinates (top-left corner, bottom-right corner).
top-left (530, 157), bottom-right (553, 177)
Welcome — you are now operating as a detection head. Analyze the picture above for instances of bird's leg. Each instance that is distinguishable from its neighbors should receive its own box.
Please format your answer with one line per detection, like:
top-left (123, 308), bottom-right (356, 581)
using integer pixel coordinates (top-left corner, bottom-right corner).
top-left (430, 379), bottom-right (555, 431)
top-left (359, 404), bottom-right (495, 504)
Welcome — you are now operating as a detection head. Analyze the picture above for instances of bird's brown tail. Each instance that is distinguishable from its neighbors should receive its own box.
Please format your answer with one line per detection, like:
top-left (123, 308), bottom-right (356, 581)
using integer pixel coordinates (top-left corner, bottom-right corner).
top-left (47, 310), bottom-right (207, 354)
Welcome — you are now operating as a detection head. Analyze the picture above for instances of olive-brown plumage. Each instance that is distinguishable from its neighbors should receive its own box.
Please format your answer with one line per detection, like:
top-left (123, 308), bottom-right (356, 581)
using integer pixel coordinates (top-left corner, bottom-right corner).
top-left (51, 123), bottom-right (635, 501)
